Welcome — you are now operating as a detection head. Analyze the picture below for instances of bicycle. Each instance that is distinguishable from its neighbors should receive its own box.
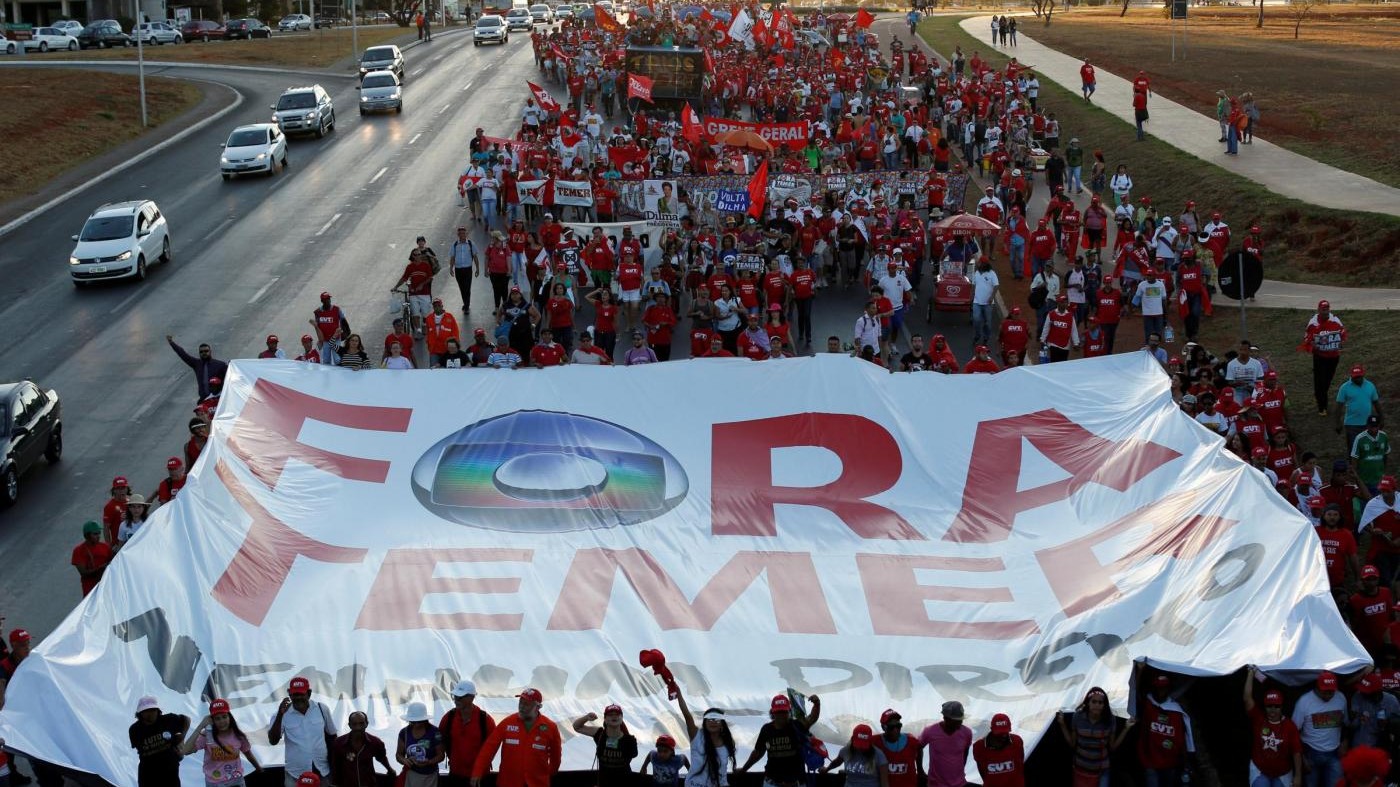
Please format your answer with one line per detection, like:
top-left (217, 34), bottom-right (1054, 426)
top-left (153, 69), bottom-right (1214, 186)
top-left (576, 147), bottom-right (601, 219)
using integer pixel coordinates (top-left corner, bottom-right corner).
top-left (390, 285), bottom-right (413, 334)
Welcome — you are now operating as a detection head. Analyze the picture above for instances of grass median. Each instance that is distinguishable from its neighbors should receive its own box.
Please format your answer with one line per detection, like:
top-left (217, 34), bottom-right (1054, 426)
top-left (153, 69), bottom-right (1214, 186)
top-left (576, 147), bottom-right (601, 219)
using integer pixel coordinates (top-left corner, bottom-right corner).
top-left (39, 25), bottom-right (412, 70)
top-left (917, 14), bottom-right (1400, 288)
top-left (0, 70), bottom-right (202, 204)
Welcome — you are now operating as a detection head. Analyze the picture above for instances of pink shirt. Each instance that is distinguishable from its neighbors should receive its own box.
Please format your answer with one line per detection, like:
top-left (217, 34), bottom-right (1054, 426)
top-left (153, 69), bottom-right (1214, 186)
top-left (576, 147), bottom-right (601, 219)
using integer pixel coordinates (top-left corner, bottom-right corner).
top-left (194, 729), bottom-right (251, 785)
top-left (918, 723), bottom-right (972, 787)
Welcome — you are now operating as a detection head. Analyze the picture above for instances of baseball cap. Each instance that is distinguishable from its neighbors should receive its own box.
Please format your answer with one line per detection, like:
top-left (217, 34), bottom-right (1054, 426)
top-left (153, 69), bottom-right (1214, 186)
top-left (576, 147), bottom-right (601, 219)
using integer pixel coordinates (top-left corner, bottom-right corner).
top-left (167, 456), bottom-right (183, 469)
top-left (320, 291), bottom-right (332, 300)
top-left (604, 704), bottom-right (624, 717)
top-left (452, 680), bottom-right (478, 697)
top-left (112, 476), bottom-right (130, 490)
top-left (990, 713), bottom-right (1011, 734)
top-left (1263, 689), bottom-right (1283, 706)
top-left (474, 328), bottom-right (486, 336)
top-left (770, 694), bottom-right (792, 713)
top-left (1352, 364), bottom-right (1365, 377)
top-left (1318, 299), bottom-right (1330, 310)
top-left (1265, 370), bottom-right (1278, 380)
top-left (941, 701), bottom-right (964, 720)
top-left (1252, 446), bottom-right (1268, 458)
top-left (1370, 415), bottom-right (1382, 427)
top-left (432, 297), bottom-right (444, 305)
top-left (135, 696), bottom-right (160, 714)
top-left (289, 676), bottom-right (311, 695)
top-left (1317, 671), bottom-right (1338, 691)
top-left (82, 520), bottom-right (101, 535)
top-left (1382, 477), bottom-right (1398, 492)
top-left (210, 698), bottom-right (231, 716)
top-left (880, 709), bottom-right (902, 726)
top-left (297, 773), bottom-right (322, 787)
top-left (1360, 673), bottom-right (1383, 694)
top-left (1308, 495), bottom-right (1325, 510)
top-left (517, 688), bottom-right (544, 703)
top-left (9, 629), bottom-right (30, 644)
top-left (1010, 306), bottom-right (1021, 315)
top-left (657, 735), bottom-right (677, 749)
top-left (267, 334), bottom-right (280, 344)
top-left (851, 723), bottom-right (874, 750)
top-left (301, 334), bottom-right (313, 343)
top-left (1363, 565), bottom-right (1381, 579)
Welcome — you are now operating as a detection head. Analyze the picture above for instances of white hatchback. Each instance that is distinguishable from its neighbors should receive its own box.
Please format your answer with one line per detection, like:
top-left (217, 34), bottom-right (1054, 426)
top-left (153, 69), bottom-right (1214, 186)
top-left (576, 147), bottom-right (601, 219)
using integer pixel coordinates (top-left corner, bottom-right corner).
top-left (23, 26), bottom-right (80, 51)
top-left (220, 123), bottom-right (288, 179)
top-left (69, 200), bottom-right (172, 286)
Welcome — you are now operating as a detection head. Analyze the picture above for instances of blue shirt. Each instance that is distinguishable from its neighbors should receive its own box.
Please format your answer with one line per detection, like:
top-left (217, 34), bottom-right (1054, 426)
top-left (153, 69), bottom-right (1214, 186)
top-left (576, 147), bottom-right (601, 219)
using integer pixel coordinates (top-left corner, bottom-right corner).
top-left (1337, 378), bottom-right (1380, 426)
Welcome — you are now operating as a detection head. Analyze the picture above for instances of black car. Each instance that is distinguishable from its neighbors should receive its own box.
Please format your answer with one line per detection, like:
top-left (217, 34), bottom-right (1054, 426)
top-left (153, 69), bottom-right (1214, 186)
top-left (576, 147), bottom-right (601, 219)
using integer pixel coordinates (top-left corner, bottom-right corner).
top-left (225, 18), bottom-right (272, 39)
top-left (0, 381), bottom-right (62, 507)
top-left (77, 21), bottom-right (133, 48)
top-left (314, 15), bottom-right (340, 27)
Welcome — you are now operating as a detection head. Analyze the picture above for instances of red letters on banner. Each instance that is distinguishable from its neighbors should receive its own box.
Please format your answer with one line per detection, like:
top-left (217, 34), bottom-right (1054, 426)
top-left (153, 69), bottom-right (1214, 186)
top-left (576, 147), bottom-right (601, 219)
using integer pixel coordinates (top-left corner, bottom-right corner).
top-left (701, 116), bottom-right (809, 149)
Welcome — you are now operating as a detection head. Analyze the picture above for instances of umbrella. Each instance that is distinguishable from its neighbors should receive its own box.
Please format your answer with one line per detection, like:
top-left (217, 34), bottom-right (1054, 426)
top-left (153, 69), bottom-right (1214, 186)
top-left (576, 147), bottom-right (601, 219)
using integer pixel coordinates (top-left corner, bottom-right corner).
top-left (709, 8), bottom-right (731, 20)
top-left (576, 7), bottom-right (595, 20)
top-left (630, 5), bottom-right (653, 17)
top-left (715, 129), bottom-right (773, 153)
top-left (826, 12), bottom-right (850, 22)
top-left (933, 213), bottom-right (1001, 237)
top-left (675, 4), bottom-right (703, 18)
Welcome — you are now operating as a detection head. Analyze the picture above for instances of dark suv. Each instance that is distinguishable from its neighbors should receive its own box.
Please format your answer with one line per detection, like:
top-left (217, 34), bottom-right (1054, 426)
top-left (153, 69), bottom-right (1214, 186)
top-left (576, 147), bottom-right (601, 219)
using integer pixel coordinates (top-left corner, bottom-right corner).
top-left (0, 381), bottom-right (62, 507)
top-left (77, 20), bottom-right (133, 48)
top-left (181, 19), bottom-right (226, 41)
top-left (225, 18), bottom-right (272, 39)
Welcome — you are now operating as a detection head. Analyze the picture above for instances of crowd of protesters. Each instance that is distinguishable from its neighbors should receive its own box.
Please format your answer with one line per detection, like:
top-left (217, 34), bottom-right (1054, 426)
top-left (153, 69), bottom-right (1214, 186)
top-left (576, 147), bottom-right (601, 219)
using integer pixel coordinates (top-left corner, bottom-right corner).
top-left (1, 3), bottom-right (1395, 787)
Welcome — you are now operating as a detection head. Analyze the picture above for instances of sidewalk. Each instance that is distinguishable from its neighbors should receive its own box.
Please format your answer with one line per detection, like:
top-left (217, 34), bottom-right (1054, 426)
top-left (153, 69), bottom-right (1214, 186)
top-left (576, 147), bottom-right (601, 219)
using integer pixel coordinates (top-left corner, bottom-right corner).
top-left (892, 14), bottom-right (1400, 310)
top-left (959, 15), bottom-right (1400, 219)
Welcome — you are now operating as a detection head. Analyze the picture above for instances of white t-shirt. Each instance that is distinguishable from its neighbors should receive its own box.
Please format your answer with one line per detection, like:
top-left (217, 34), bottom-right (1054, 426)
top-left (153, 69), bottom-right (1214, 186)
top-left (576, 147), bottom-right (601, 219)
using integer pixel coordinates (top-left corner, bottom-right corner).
top-left (1291, 690), bottom-right (1347, 752)
top-left (1225, 357), bottom-right (1265, 391)
top-left (1134, 279), bottom-right (1168, 317)
top-left (971, 268), bottom-right (999, 305)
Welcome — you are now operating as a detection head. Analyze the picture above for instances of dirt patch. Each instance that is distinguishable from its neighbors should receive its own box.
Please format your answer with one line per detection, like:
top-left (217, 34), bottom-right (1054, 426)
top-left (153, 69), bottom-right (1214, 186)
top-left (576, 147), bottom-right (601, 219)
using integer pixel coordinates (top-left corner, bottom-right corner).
top-left (920, 14), bottom-right (1400, 287)
top-left (1020, 5), bottom-right (1400, 189)
top-left (40, 25), bottom-right (414, 70)
top-left (0, 70), bottom-right (202, 204)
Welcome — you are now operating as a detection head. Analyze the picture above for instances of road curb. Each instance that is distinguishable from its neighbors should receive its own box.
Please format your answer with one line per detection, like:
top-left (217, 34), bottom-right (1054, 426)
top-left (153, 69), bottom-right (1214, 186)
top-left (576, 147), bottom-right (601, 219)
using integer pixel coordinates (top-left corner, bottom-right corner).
top-left (0, 58), bottom-right (357, 78)
top-left (0, 77), bottom-right (245, 238)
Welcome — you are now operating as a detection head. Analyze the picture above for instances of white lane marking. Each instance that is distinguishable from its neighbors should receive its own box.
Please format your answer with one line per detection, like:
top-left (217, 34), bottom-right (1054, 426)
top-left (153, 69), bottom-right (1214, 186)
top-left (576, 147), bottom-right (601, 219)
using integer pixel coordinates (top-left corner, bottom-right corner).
top-left (370, 166), bottom-right (388, 183)
top-left (437, 102), bottom-right (452, 114)
top-left (460, 81), bottom-right (474, 91)
top-left (108, 288), bottom-right (144, 316)
top-left (247, 276), bottom-right (280, 304)
top-left (130, 373), bottom-right (184, 422)
top-left (315, 213), bottom-right (342, 236)
top-left (200, 217), bottom-right (235, 244)
top-left (409, 132), bottom-right (423, 145)
top-left (412, 68), bottom-right (425, 77)
top-left (0, 83), bottom-right (244, 238)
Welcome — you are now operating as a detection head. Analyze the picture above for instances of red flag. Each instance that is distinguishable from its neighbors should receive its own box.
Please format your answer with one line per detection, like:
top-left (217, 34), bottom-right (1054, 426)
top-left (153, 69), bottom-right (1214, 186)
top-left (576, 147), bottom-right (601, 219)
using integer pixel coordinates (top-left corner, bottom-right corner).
top-left (752, 18), bottom-right (770, 47)
top-left (526, 81), bottom-right (560, 113)
top-left (627, 73), bottom-right (654, 103)
top-left (594, 3), bottom-right (624, 32)
top-left (700, 8), bottom-right (713, 21)
top-left (561, 128), bottom-right (583, 147)
top-left (682, 103), bottom-right (702, 144)
top-left (830, 47), bottom-right (845, 69)
top-left (856, 7), bottom-right (875, 28)
top-left (746, 158), bottom-right (768, 219)
top-left (703, 48), bottom-right (715, 74)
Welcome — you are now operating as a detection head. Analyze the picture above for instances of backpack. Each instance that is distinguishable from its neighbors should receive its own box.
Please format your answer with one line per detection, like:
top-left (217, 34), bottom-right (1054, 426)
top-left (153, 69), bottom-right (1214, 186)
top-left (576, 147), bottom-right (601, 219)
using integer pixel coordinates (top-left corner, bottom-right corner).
top-left (440, 707), bottom-right (490, 759)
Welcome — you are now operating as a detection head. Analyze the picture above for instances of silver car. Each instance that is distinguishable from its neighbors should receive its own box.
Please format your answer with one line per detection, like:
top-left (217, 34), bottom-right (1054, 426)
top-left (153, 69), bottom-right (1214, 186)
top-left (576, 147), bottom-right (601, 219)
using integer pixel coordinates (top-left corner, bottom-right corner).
top-left (272, 84), bottom-right (336, 137)
top-left (358, 70), bottom-right (402, 115)
top-left (134, 22), bottom-right (183, 44)
top-left (278, 13), bottom-right (313, 30)
top-left (473, 14), bottom-right (508, 45)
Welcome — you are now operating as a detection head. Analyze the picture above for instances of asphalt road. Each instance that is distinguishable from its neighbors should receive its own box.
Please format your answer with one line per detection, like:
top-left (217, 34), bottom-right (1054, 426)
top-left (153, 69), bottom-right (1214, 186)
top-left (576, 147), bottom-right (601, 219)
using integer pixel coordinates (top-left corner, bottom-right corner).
top-left (0, 27), bottom-right (975, 645)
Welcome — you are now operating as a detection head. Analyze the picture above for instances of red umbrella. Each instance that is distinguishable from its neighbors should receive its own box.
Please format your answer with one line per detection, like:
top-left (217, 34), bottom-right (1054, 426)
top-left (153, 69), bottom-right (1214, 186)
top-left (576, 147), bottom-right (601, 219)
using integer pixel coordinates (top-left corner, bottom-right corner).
top-left (933, 213), bottom-right (1001, 237)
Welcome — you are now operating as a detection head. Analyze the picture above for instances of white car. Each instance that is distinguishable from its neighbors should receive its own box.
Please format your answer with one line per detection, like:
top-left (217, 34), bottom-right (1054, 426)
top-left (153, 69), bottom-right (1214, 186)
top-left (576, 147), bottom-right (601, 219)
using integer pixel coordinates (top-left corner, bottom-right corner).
top-left (473, 15), bottom-right (508, 45)
top-left (278, 14), bottom-right (312, 30)
top-left (554, 4), bottom-right (573, 20)
top-left (52, 20), bottom-right (84, 35)
top-left (1, 34), bottom-right (16, 54)
top-left (528, 4), bottom-right (552, 23)
top-left (69, 200), bottom-right (172, 286)
top-left (505, 8), bottom-right (532, 30)
top-left (134, 22), bottom-right (183, 44)
top-left (23, 26), bottom-right (79, 51)
top-left (220, 123), bottom-right (289, 180)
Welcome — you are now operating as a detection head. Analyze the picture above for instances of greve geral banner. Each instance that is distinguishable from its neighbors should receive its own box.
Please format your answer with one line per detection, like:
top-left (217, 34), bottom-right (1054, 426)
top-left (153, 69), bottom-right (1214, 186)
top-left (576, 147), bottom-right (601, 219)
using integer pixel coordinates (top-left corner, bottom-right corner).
top-left (702, 116), bottom-right (809, 149)
top-left (0, 354), bottom-right (1367, 787)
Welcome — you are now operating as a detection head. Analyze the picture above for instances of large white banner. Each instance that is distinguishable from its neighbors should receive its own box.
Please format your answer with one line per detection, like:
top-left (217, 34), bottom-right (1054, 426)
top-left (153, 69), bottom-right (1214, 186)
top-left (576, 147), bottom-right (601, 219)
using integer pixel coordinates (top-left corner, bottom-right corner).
top-left (0, 354), bottom-right (1367, 786)
top-left (563, 219), bottom-right (665, 268)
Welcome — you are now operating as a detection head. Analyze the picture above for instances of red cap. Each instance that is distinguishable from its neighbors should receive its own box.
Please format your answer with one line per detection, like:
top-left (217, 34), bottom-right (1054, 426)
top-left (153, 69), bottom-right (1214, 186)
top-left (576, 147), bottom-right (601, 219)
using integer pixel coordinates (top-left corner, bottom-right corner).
top-left (1010, 306), bottom-right (1021, 315)
top-left (1363, 565), bottom-right (1381, 579)
top-left (301, 334), bottom-right (314, 343)
top-left (1382, 477), bottom-right (1397, 493)
top-left (1263, 689), bottom-right (1283, 706)
top-left (474, 328), bottom-right (487, 336)
top-left (1265, 370), bottom-right (1278, 380)
top-left (267, 334), bottom-right (279, 343)
top-left (1317, 671), bottom-right (1338, 691)
top-left (112, 476), bottom-right (130, 489)
top-left (656, 735), bottom-right (676, 749)
top-left (432, 297), bottom-right (444, 305)
top-left (288, 676), bottom-right (311, 695)
top-left (604, 704), bottom-right (624, 717)
top-left (518, 688), bottom-right (544, 703)
top-left (209, 698), bottom-right (231, 716)
top-left (1361, 673), bottom-right (1383, 693)
top-left (167, 457), bottom-right (183, 470)
top-left (990, 713), bottom-right (1011, 733)
top-left (1186, 200), bottom-right (1196, 208)
top-left (851, 723), bottom-right (874, 750)
top-left (1352, 365), bottom-right (1365, 377)
top-left (298, 773), bottom-right (322, 787)
top-left (1212, 211), bottom-right (1222, 219)
top-left (1308, 495), bottom-right (1325, 509)
top-left (976, 345), bottom-right (989, 354)
top-left (1318, 299), bottom-right (1330, 310)
top-left (320, 291), bottom-right (332, 300)
top-left (880, 708), bottom-right (901, 726)
top-left (770, 694), bottom-right (792, 713)
top-left (9, 629), bottom-right (30, 644)
top-left (1250, 225), bottom-right (1261, 234)
top-left (1252, 446), bottom-right (1268, 458)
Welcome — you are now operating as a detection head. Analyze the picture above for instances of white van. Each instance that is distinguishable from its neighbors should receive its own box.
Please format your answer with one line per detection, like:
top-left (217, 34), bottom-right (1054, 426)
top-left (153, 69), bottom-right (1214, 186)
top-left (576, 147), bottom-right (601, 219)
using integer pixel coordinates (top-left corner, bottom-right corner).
top-left (511, 0), bottom-right (529, 10)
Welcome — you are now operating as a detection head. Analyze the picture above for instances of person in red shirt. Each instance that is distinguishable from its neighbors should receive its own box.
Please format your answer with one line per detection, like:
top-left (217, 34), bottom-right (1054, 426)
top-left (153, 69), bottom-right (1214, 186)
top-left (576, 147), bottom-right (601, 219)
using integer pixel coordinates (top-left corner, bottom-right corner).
top-left (736, 270), bottom-right (761, 314)
top-left (530, 328), bottom-right (568, 367)
top-left (424, 298), bottom-right (461, 368)
top-left (185, 419), bottom-right (208, 471)
top-left (73, 520), bottom-right (113, 597)
top-left (539, 214), bottom-right (563, 251)
top-left (383, 318), bottom-right (415, 363)
top-left (1321, 462), bottom-right (1369, 531)
top-left (643, 292), bottom-right (679, 361)
top-left (584, 230), bottom-right (616, 292)
top-left (1138, 675), bottom-right (1194, 782)
top-left (616, 251), bottom-right (646, 330)
top-left (1350, 565), bottom-right (1394, 658)
top-left (1242, 675), bottom-right (1302, 787)
top-left (310, 291), bottom-right (349, 366)
top-left (1317, 503), bottom-right (1360, 603)
top-left (295, 334), bottom-right (321, 363)
top-left (690, 324), bottom-right (716, 358)
top-left (1303, 299), bottom-right (1348, 416)
top-left (703, 336), bottom-right (734, 358)
top-left (963, 345), bottom-right (1000, 374)
top-left (1028, 220), bottom-right (1057, 278)
top-left (395, 251), bottom-right (437, 336)
top-left (1254, 370), bottom-right (1289, 436)
top-left (972, 714), bottom-right (1024, 787)
top-left (1081, 315), bottom-right (1109, 358)
top-left (1080, 58), bottom-right (1096, 101)
top-left (471, 688), bottom-right (561, 787)
top-left (151, 457), bottom-right (186, 506)
top-left (103, 475), bottom-right (132, 545)
top-left (789, 257), bottom-right (818, 346)
top-left (441, 680), bottom-right (497, 785)
top-left (545, 282), bottom-right (576, 352)
top-left (1132, 86), bottom-right (1149, 141)
top-left (1040, 296), bottom-right (1079, 363)
top-left (763, 305), bottom-right (791, 350)
top-left (998, 306), bottom-right (1030, 367)
top-left (762, 261), bottom-right (790, 313)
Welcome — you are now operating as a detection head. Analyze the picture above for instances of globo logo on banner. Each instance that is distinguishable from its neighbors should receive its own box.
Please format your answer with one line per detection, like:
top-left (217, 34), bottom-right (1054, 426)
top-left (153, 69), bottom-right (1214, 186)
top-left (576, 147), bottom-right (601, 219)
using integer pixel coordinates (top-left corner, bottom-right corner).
top-left (411, 410), bottom-right (689, 530)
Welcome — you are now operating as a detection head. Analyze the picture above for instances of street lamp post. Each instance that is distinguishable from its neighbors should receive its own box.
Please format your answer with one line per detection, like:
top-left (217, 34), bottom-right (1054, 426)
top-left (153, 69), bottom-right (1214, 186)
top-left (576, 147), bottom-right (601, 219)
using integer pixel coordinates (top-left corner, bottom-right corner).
top-left (134, 0), bottom-right (148, 127)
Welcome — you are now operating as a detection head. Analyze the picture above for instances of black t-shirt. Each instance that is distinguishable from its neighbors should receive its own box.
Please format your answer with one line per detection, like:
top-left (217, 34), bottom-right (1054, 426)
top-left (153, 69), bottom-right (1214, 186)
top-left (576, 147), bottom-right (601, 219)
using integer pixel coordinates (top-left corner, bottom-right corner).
top-left (440, 351), bottom-right (471, 369)
top-left (901, 351), bottom-right (933, 372)
top-left (755, 720), bottom-right (807, 783)
top-left (594, 729), bottom-right (639, 785)
top-left (129, 714), bottom-right (187, 780)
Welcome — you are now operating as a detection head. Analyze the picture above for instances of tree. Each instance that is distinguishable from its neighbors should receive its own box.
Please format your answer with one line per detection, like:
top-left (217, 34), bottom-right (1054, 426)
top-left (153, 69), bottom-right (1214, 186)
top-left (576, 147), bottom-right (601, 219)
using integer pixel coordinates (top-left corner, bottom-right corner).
top-left (1120, 0), bottom-right (1130, 18)
top-left (1288, 0), bottom-right (1314, 39)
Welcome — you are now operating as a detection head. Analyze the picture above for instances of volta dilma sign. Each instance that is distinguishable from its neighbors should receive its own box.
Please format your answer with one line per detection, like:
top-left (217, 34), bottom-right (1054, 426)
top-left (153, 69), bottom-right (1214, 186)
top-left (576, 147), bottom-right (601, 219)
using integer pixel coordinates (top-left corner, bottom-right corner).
top-left (0, 354), bottom-right (1366, 787)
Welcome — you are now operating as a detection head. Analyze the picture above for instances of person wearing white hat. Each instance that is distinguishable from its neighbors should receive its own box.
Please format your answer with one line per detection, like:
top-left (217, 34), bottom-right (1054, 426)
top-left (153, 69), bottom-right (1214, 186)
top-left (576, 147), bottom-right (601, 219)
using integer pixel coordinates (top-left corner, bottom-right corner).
top-left (1151, 216), bottom-right (1179, 271)
top-left (129, 695), bottom-right (190, 787)
top-left (441, 680), bottom-right (498, 787)
top-left (398, 701), bottom-right (445, 787)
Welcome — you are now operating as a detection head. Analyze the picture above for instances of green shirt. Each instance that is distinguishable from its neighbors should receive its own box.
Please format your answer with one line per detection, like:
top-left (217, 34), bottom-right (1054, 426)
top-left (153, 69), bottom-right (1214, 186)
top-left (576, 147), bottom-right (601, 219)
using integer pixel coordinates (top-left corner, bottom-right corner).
top-left (1066, 146), bottom-right (1084, 167)
top-left (1353, 430), bottom-right (1391, 485)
